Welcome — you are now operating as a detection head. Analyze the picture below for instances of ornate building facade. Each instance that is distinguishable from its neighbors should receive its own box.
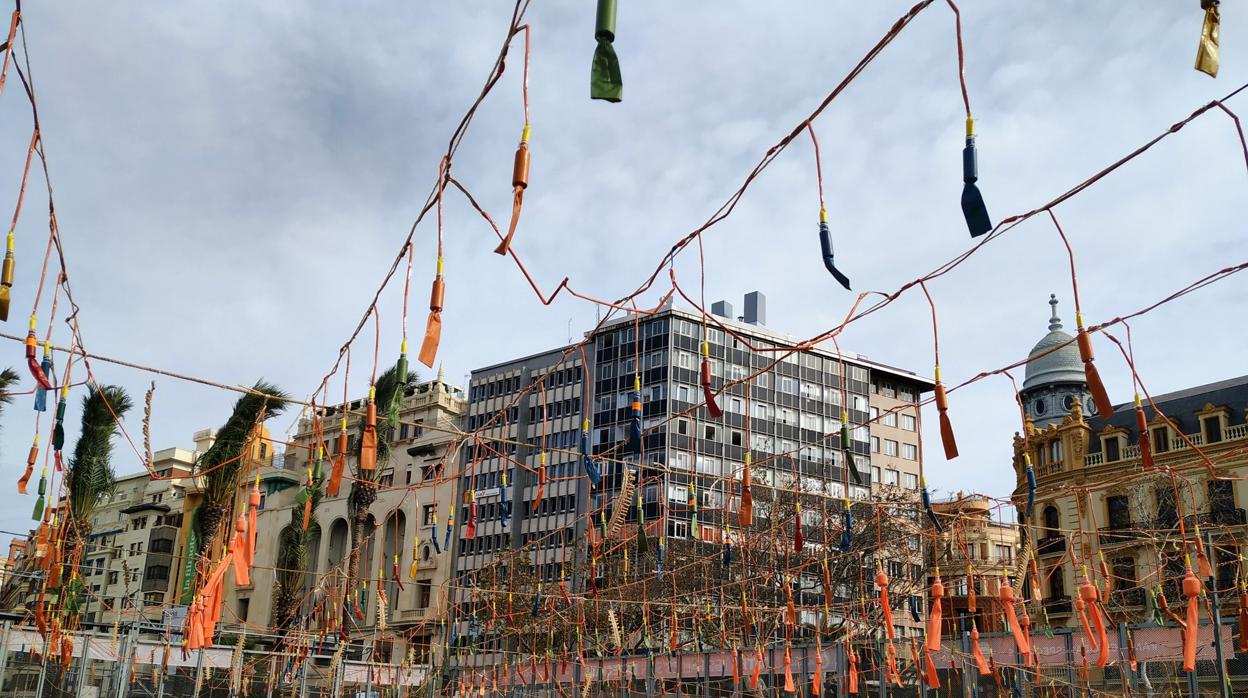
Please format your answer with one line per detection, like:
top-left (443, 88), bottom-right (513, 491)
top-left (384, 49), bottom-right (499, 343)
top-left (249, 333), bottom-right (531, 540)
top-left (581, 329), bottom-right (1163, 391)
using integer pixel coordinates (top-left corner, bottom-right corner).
top-left (1011, 296), bottom-right (1248, 630)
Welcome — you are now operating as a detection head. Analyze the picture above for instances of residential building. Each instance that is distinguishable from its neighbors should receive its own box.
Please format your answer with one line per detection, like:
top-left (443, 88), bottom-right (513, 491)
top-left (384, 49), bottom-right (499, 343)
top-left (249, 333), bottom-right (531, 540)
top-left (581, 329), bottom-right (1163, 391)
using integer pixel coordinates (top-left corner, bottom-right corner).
top-left (223, 372), bottom-right (466, 663)
top-left (451, 293), bottom-right (933, 670)
top-left (926, 494), bottom-right (1021, 636)
top-left (76, 446), bottom-right (192, 625)
top-left (1011, 294), bottom-right (1248, 628)
top-left (0, 430), bottom-right (220, 626)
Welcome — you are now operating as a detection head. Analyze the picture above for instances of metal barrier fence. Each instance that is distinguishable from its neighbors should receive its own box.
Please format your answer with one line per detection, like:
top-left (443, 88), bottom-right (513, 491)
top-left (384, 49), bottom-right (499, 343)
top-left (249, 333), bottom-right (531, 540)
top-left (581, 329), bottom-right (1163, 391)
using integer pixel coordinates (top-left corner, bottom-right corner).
top-left (0, 619), bottom-right (1241, 697)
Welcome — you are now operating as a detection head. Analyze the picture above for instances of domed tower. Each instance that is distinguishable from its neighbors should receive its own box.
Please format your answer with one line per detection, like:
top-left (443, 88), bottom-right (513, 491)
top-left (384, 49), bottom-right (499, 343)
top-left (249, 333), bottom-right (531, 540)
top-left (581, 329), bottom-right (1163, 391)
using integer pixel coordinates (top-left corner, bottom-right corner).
top-left (1020, 295), bottom-right (1093, 428)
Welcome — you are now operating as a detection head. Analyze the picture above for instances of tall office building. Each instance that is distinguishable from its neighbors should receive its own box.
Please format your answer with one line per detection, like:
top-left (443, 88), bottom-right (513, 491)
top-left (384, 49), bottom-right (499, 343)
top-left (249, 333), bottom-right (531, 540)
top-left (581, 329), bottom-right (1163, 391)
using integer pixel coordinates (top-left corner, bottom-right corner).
top-left (451, 294), bottom-right (933, 667)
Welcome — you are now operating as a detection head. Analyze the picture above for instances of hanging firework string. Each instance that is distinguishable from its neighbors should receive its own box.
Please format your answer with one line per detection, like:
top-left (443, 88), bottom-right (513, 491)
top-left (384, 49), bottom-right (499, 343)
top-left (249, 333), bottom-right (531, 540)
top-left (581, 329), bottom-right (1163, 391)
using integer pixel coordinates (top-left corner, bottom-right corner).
top-left (1, 128), bottom-right (38, 322)
top-left (419, 158), bottom-right (450, 369)
top-left (945, 0), bottom-right (992, 238)
top-left (495, 24), bottom-right (532, 257)
top-left (916, 280), bottom-right (953, 542)
top-left (806, 123), bottom-right (850, 290)
top-left (1047, 210), bottom-right (1114, 419)
top-left (590, 0), bottom-right (622, 102)
top-left (5, 0), bottom-right (1248, 689)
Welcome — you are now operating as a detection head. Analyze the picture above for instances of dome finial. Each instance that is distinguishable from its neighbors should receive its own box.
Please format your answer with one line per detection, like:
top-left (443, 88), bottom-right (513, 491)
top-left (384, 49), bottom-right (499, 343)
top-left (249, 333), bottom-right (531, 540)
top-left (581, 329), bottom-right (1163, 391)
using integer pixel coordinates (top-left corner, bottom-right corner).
top-left (1047, 294), bottom-right (1062, 331)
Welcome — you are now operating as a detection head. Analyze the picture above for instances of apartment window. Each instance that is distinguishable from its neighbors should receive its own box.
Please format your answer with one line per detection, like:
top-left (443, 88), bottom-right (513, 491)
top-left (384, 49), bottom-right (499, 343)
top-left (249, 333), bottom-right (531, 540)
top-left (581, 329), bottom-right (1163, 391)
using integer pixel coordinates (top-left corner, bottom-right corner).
top-left (695, 456), bottom-right (721, 475)
top-left (676, 418), bottom-right (688, 436)
top-left (1155, 487), bottom-right (1178, 528)
top-left (881, 412), bottom-right (897, 428)
top-left (1106, 495), bottom-right (1131, 529)
top-left (1209, 479), bottom-right (1235, 514)
top-left (730, 430), bottom-right (743, 447)
top-left (904, 473), bottom-right (918, 490)
top-left (1043, 505), bottom-right (1060, 535)
top-left (108, 571), bottom-right (118, 585)
top-left (668, 519), bottom-right (689, 539)
top-left (1112, 557), bottom-right (1136, 589)
top-left (417, 579), bottom-right (432, 609)
top-left (1048, 566), bottom-right (1066, 600)
top-left (259, 443), bottom-right (268, 460)
top-left (1049, 440), bottom-right (1063, 464)
top-left (422, 505), bottom-right (436, 526)
top-left (901, 414), bottom-right (916, 431)
top-left (704, 425), bottom-right (716, 440)
top-left (147, 565), bottom-right (169, 581)
top-left (996, 545), bottom-right (1013, 562)
top-left (871, 437), bottom-right (880, 453)
top-left (728, 397), bottom-right (744, 414)
top-left (780, 377), bottom-right (798, 394)
top-left (872, 466), bottom-right (881, 483)
top-left (883, 440), bottom-right (899, 457)
top-left (1103, 435), bottom-right (1121, 462)
top-left (238, 598), bottom-right (250, 622)
top-left (884, 469), bottom-right (899, 486)
top-left (901, 443), bottom-right (917, 460)
top-left (1152, 426), bottom-right (1170, 454)
top-left (671, 452), bottom-right (691, 470)
top-left (1203, 416), bottom-right (1224, 444)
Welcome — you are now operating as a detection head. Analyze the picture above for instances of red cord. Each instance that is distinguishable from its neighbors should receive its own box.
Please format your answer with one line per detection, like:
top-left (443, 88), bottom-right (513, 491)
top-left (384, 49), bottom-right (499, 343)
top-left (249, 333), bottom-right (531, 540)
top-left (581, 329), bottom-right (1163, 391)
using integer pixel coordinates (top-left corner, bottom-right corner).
top-left (806, 123), bottom-right (825, 211)
top-left (944, 0), bottom-right (972, 116)
top-left (401, 242), bottom-right (413, 345)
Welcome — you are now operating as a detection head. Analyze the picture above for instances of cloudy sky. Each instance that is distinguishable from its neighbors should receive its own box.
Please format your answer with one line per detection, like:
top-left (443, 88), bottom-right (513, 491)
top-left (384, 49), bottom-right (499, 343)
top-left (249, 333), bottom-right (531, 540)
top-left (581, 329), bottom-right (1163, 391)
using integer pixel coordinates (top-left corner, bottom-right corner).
top-left (0, 2), bottom-right (1243, 537)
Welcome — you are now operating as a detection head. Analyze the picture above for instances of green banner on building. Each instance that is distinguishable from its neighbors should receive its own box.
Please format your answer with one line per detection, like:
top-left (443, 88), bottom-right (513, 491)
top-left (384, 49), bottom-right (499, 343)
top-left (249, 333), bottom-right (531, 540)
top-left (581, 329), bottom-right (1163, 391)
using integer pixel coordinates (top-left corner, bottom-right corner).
top-left (179, 506), bottom-right (199, 604)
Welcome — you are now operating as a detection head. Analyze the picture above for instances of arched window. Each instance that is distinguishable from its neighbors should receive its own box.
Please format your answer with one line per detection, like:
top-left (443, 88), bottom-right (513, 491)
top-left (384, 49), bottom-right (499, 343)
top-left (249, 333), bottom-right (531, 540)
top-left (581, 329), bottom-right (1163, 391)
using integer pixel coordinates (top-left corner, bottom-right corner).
top-left (1043, 505), bottom-right (1060, 536)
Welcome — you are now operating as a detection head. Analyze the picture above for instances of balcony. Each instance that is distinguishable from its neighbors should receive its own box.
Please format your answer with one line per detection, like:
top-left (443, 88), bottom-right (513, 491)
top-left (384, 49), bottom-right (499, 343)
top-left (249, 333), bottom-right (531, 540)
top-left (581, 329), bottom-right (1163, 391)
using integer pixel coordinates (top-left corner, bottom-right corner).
top-left (1044, 596), bottom-right (1072, 616)
top-left (1098, 524), bottom-right (1144, 546)
top-left (1036, 535), bottom-right (1066, 557)
top-left (1109, 588), bottom-right (1145, 607)
top-left (1182, 508), bottom-right (1248, 529)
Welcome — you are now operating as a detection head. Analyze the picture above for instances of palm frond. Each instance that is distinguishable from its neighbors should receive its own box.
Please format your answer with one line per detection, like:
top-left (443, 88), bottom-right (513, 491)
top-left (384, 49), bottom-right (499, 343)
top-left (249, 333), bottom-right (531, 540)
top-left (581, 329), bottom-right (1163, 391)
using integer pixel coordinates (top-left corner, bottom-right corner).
top-left (0, 368), bottom-right (22, 447)
top-left (0, 367), bottom-right (20, 406)
top-left (199, 380), bottom-right (289, 505)
top-left (67, 385), bottom-right (133, 526)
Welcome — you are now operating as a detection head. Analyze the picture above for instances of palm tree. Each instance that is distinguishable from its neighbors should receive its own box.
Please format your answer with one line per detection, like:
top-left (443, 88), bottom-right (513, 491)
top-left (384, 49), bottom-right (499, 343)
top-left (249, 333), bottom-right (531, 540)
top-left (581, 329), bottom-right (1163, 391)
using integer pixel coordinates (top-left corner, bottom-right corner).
top-left (345, 362), bottom-right (414, 598)
top-left (64, 386), bottom-right (133, 554)
top-left (271, 482), bottom-right (323, 629)
top-left (195, 381), bottom-right (289, 556)
top-left (60, 385), bottom-right (132, 619)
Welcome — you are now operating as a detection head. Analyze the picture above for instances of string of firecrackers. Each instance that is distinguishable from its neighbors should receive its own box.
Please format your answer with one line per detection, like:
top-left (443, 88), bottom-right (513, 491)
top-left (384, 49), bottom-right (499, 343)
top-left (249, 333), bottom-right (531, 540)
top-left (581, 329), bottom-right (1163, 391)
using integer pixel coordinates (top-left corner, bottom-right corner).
top-left (1, 0), bottom-right (1246, 684)
top-left (285, 2), bottom-right (1248, 639)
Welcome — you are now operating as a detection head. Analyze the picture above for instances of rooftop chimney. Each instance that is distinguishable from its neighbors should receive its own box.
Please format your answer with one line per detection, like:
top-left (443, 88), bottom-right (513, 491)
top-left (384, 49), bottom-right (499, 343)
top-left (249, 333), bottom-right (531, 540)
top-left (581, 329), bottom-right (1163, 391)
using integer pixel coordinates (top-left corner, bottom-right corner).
top-left (711, 300), bottom-right (734, 319)
top-left (743, 291), bottom-right (766, 326)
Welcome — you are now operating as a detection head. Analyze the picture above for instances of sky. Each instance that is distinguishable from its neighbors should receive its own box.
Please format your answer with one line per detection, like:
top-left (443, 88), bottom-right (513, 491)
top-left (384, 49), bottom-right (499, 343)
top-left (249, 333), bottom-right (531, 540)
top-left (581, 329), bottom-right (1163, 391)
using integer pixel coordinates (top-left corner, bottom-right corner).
top-left (0, 1), bottom-right (1243, 538)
